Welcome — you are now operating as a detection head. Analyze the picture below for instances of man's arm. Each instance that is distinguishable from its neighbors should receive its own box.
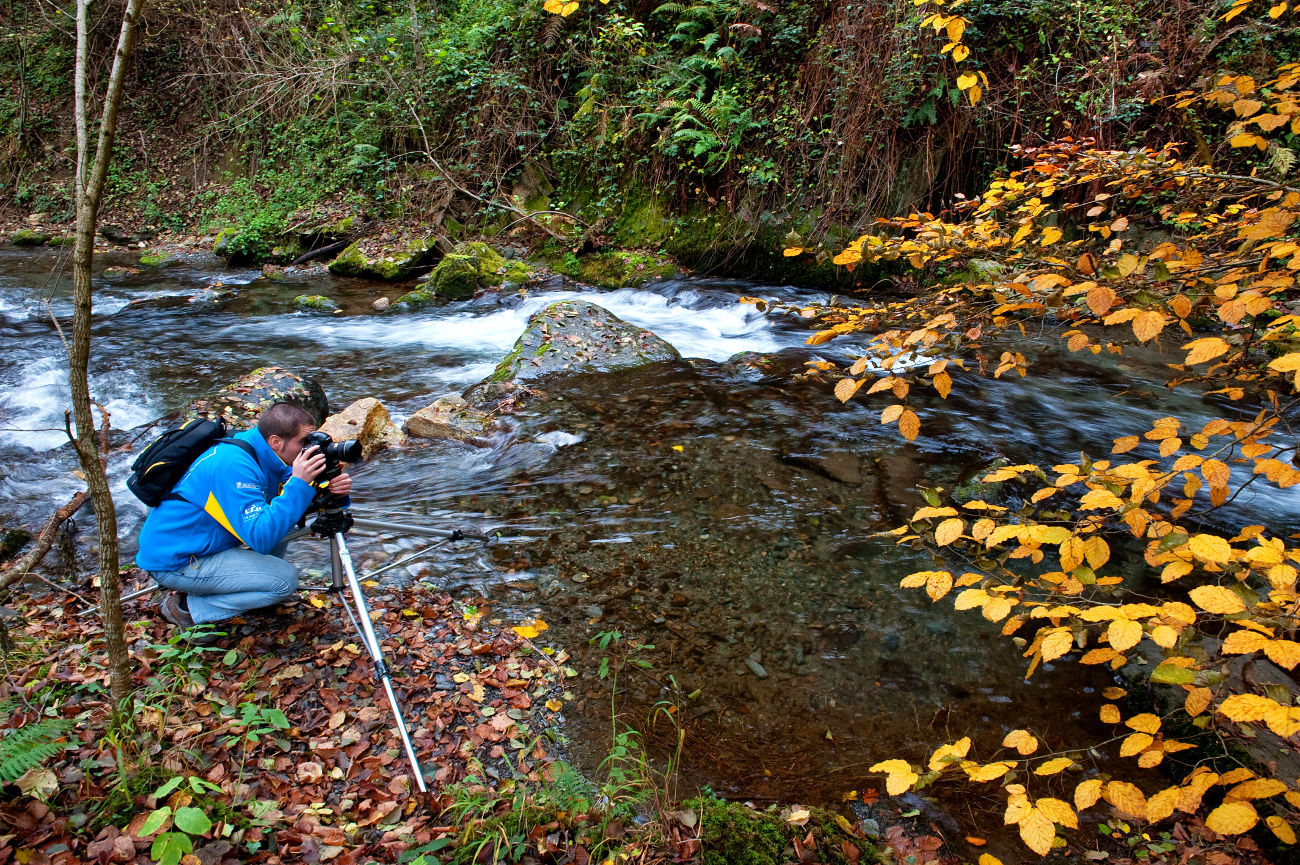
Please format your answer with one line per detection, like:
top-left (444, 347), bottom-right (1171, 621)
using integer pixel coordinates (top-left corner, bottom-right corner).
top-left (202, 452), bottom-right (316, 554)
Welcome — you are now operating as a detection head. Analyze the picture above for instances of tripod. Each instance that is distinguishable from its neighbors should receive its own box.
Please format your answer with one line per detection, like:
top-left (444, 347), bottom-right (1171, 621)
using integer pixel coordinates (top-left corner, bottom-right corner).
top-left (311, 502), bottom-right (447, 794)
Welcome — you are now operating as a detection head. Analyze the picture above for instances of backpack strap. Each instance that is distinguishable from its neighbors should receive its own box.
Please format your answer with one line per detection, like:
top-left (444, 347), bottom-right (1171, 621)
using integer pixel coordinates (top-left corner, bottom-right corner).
top-left (161, 438), bottom-right (259, 505)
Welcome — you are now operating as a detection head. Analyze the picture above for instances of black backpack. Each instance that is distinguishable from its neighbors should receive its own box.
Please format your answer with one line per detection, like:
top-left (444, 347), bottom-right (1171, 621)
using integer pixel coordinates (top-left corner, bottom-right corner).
top-left (127, 418), bottom-right (255, 507)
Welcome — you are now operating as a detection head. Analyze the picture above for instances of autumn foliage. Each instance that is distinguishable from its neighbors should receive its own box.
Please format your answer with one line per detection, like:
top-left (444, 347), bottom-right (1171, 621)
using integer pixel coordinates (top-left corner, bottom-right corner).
top-left (765, 7), bottom-right (1300, 859)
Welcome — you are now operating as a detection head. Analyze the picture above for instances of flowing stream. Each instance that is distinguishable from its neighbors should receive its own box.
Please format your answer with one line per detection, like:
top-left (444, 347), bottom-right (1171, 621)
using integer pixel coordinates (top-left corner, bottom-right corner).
top-left (3, 247), bottom-right (1297, 832)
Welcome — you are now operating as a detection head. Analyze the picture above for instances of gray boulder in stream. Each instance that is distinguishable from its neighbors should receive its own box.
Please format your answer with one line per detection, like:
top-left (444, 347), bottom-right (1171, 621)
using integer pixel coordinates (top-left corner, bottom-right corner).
top-left (183, 366), bottom-right (329, 430)
top-left (485, 300), bottom-right (680, 385)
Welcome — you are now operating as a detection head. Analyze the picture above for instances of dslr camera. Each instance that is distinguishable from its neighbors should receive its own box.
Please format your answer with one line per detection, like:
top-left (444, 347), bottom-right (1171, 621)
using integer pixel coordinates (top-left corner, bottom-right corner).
top-left (303, 430), bottom-right (363, 483)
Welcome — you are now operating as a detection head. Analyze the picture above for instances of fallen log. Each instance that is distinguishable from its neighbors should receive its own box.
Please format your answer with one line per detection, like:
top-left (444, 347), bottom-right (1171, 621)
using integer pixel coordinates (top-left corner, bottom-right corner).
top-left (0, 491), bottom-right (91, 591)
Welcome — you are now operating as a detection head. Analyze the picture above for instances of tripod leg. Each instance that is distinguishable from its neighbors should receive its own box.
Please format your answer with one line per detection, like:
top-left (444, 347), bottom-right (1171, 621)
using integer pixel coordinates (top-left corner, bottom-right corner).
top-left (330, 534), bottom-right (344, 592)
top-left (331, 532), bottom-right (428, 793)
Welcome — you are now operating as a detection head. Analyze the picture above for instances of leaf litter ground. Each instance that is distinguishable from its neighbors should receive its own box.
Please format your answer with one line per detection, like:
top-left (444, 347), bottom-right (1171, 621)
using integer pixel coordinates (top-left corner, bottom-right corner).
top-left (0, 575), bottom-right (570, 864)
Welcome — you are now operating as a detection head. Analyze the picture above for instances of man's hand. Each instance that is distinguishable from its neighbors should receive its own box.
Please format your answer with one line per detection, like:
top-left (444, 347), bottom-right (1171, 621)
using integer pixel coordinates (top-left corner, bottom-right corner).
top-left (292, 445), bottom-right (327, 484)
top-left (327, 472), bottom-right (353, 497)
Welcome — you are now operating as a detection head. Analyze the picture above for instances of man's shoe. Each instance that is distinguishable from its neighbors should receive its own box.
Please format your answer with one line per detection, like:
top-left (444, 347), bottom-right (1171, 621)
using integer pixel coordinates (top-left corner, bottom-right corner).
top-left (159, 592), bottom-right (194, 628)
top-left (160, 593), bottom-right (223, 645)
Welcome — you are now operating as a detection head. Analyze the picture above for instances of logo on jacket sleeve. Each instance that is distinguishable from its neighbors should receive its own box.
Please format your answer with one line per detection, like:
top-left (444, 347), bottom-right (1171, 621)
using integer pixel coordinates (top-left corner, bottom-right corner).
top-left (236, 482), bottom-right (261, 491)
top-left (241, 502), bottom-right (265, 523)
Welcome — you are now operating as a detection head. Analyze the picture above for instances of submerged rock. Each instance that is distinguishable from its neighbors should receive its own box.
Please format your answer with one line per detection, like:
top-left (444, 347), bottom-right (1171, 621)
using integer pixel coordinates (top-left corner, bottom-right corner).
top-left (403, 395), bottom-right (498, 444)
top-left (293, 294), bottom-right (339, 313)
top-left (484, 299), bottom-right (681, 384)
top-left (318, 398), bottom-right (406, 458)
top-left (185, 366), bottom-right (329, 430)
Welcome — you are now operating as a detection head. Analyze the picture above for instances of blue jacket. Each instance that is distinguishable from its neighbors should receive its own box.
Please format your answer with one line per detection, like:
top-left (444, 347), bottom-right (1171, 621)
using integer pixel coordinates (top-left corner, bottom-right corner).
top-left (135, 427), bottom-right (317, 572)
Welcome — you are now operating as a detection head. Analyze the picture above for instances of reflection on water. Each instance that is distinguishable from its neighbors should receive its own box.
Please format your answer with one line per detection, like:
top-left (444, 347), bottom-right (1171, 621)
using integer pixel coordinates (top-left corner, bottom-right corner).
top-left (3, 247), bottom-right (1297, 823)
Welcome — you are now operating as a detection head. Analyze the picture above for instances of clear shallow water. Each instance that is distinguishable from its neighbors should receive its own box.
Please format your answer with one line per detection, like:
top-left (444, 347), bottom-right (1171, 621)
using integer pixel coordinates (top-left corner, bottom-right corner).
top-left (3, 247), bottom-right (1297, 835)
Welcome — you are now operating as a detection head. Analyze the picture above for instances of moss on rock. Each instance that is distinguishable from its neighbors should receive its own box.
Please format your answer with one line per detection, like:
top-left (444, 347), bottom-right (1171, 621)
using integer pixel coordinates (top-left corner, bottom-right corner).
top-left (395, 288), bottom-right (439, 309)
top-left (12, 229), bottom-right (50, 246)
top-left (139, 251), bottom-right (181, 268)
top-left (293, 294), bottom-right (339, 313)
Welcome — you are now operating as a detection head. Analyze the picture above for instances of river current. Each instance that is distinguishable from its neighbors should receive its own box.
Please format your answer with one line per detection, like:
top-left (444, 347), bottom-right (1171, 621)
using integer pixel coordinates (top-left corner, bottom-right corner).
top-left (3, 247), bottom-right (1296, 836)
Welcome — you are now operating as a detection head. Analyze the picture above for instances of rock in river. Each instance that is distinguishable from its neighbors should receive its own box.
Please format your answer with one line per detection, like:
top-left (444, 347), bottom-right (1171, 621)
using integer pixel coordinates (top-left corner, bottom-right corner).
top-left (484, 299), bottom-right (681, 385)
top-left (404, 395), bottom-right (499, 444)
top-left (185, 366), bottom-right (329, 429)
top-left (318, 398), bottom-right (407, 458)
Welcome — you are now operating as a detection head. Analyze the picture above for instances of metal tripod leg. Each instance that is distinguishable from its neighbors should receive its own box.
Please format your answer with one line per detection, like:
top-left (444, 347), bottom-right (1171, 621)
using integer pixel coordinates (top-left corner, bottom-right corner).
top-left (330, 532), bottom-right (428, 793)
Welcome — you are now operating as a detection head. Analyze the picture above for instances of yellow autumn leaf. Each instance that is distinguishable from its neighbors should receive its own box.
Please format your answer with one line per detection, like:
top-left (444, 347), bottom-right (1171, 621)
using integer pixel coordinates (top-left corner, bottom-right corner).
top-left (978, 855), bottom-right (1003, 865)
top-left (1120, 732), bottom-right (1154, 757)
top-left (1003, 729), bottom-right (1039, 755)
top-left (1108, 618), bottom-right (1143, 652)
top-left (1125, 712), bottom-right (1161, 733)
top-left (1039, 629), bottom-right (1074, 662)
top-left (952, 44), bottom-right (971, 62)
top-left (1265, 640), bottom-right (1300, 670)
top-left (1147, 787), bottom-right (1180, 823)
top-left (956, 72), bottom-right (978, 91)
top-left (869, 759), bottom-right (919, 795)
top-left (928, 737), bottom-right (972, 771)
top-left (1075, 778), bottom-right (1103, 811)
top-left (545, 697), bottom-right (563, 711)
top-left (1018, 807), bottom-right (1055, 855)
top-left (1185, 687), bottom-right (1212, 717)
top-left (1036, 797), bottom-right (1078, 828)
top-left (927, 570), bottom-right (954, 602)
top-left (912, 506), bottom-right (959, 520)
top-left (783, 247), bottom-right (804, 257)
top-left (1100, 704), bottom-right (1121, 724)
top-left (935, 518), bottom-right (965, 547)
top-left (1268, 352), bottom-right (1300, 373)
top-left (899, 409), bottom-right (921, 442)
top-left (1205, 800), bottom-right (1258, 835)
top-left (1229, 779), bottom-right (1288, 800)
top-left (1267, 816), bottom-right (1297, 844)
top-left (1034, 757), bottom-right (1075, 776)
top-left (933, 370), bottom-right (952, 398)
top-left (1188, 585), bottom-right (1246, 615)
top-left (965, 761), bottom-right (1015, 782)
top-left (1183, 337), bottom-right (1231, 365)
top-left (1221, 629), bottom-right (1269, 654)
top-left (881, 404), bottom-right (904, 424)
top-left (1132, 310), bottom-right (1166, 343)
top-left (1218, 693), bottom-right (1277, 723)
top-left (834, 377), bottom-right (862, 403)
top-left (1040, 227), bottom-right (1063, 245)
top-left (1187, 533), bottom-right (1233, 564)
top-left (1104, 780), bottom-right (1148, 819)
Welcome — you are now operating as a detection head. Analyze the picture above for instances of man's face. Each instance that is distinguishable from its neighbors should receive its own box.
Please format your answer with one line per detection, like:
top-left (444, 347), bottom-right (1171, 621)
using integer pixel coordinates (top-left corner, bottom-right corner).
top-left (268, 423), bottom-right (317, 465)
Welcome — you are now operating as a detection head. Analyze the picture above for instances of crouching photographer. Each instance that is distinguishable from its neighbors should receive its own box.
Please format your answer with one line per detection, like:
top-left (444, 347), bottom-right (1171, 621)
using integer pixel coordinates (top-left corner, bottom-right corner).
top-left (135, 402), bottom-right (358, 639)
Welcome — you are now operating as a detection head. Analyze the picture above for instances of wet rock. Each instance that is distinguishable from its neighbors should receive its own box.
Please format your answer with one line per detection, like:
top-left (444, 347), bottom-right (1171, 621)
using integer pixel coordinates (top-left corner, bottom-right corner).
top-left (371, 296), bottom-right (391, 312)
top-left (184, 366), bottom-right (329, 430)
top-left (318, 397), bottom-right (406, 459)
top-left (100, 224), bottom-right (152, 246)
top-left (483, 299), bottom-right (681, 385)
top-left (710, 503), bottom-right (748, 520)
top-left (416, 241), bottom-right (530, 301)
top-left (11, 229), bottom-right (50, 246)
top-left (327, 237), bottom-right (439, 281)
top-left (393, 287), bottom-right (438, 310)
top-left (139, 250), bottom-right (181, 268)
top-left (293, 294), bottom-right (339, 313)
top-left (403, 395), bottom-right (498, 444)
top-left (1, 528), bottom-right (32, 562)
top-left (102, 266), bottom-right (141, 280)
top-left (262, 264), bottom-right (306, 283)
top-left (781, 450), bottom-right (863, 485)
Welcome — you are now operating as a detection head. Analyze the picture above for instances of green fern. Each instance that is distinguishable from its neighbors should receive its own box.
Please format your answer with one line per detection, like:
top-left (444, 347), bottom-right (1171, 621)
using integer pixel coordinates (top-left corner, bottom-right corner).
top-left (0, 717), bottom-right (70, 783)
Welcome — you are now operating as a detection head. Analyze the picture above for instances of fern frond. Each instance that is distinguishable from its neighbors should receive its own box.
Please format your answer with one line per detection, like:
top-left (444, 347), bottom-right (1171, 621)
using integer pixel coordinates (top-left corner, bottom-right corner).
top-left (0, 718), bottom-right (70, 782)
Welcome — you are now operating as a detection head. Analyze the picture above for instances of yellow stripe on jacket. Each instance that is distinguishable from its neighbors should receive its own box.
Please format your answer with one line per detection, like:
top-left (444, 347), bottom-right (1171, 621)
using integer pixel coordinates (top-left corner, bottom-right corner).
top-left (204, 491), bottom-right (249, 546)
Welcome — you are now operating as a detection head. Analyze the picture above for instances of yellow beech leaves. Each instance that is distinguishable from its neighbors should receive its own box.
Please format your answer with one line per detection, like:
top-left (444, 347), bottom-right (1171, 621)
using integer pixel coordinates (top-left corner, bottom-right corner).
top-left (834, 51), bottom-right (1300, 857)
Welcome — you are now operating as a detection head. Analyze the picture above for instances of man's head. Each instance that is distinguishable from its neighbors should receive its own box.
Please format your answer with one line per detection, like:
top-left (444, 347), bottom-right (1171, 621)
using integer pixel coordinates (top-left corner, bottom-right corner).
top-left (257, 402), bottom-right (317, 465)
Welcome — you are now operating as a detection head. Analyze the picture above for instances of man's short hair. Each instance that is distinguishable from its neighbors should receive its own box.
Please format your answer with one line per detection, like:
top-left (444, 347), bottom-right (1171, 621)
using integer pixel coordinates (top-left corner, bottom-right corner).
top-left (257, 402), bottom-right (316, 440)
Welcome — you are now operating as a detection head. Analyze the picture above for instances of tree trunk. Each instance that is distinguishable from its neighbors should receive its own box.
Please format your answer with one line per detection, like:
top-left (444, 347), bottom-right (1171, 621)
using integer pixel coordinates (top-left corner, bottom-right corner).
top-left (69, 0), bottom-right (145, 709)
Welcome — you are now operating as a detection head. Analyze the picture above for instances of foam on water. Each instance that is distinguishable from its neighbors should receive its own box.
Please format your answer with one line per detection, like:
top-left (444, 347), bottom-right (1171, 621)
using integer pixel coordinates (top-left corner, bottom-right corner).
top-left (0, 356), bottom-right (158, 452)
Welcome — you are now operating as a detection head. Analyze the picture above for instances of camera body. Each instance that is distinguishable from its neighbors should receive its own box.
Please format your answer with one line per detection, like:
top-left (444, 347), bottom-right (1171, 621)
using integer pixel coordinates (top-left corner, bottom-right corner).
top-left (303, 430), bottom-right (363, 482)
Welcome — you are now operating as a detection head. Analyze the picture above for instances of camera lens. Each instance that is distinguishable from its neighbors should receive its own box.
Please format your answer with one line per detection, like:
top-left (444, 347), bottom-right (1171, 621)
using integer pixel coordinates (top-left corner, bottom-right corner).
top-left (327, 439), bottom-right (363, 464)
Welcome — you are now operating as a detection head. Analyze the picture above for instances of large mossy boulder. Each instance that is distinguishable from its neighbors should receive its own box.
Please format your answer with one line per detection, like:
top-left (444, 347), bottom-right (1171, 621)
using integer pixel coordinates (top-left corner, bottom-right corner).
top-left (11, 230), bottom-right (50, 247)
top-left (184, 366), bottom-right (328, 430)
top-left (561, 250), bottom-right (678, 289)
top-left (139, 250), bottom-right (181, 268)
top-left (484, 299), bottom-right (681, 385)
top-left (419, 241), bottom-right (530, 300)
top-left (318, 398), bottom-right (406, 458)
top-left (327, 238), bottom-right (439, 281)
top-left (293, 294), bottom-right (339, 313)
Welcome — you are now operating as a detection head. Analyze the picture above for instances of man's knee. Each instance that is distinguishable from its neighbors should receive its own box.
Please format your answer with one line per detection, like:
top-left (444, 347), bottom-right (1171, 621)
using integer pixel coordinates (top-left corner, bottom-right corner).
top-left (266, 557), bottom-right (299, 600)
